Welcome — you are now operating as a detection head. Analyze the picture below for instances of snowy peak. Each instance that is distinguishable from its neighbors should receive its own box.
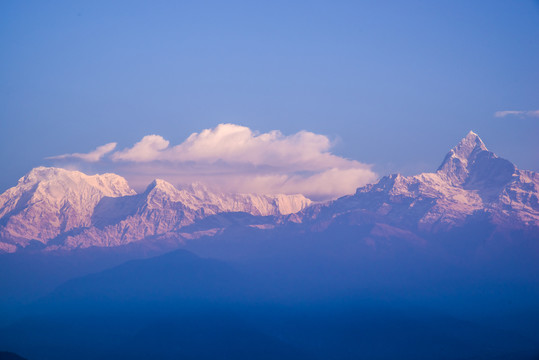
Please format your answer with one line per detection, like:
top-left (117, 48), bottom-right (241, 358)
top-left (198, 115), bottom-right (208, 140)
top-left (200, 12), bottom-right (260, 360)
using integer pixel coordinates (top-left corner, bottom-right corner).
top-left (0, 167), bottom-right (135, 246)
top-left (436, 131), bottom-right (518, 192)
top-left (8, 167), bottom-right (137, 218)
top-left (439, 131), bottom-right (488, 168)
top-left (316, 131), bottom-right (537, 232)
top-left (144, 179), bottom-right (180, 197)
top-left (18, 167), bottom-right (134, 197)
top-left (142, 179), bottom-right (185, 208)
top-left (0, 167), bottom-right (135, 217)
top-left (452, 131), bottom-right (487, 160)
top-left (437, 131), bottom-right (492, 185)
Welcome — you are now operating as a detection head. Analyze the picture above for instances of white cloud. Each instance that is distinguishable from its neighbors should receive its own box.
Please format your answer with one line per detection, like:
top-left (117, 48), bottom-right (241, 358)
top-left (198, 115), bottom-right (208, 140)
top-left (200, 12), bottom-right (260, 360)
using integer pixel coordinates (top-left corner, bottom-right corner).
top-left (111, 135), bottom-right (169, 161)
top-left (494, 110), bottom-right (539, 118)
top-left (48, 124), bottom-right (378, 201)
top-left (47, 142), bottom-right (117, 162)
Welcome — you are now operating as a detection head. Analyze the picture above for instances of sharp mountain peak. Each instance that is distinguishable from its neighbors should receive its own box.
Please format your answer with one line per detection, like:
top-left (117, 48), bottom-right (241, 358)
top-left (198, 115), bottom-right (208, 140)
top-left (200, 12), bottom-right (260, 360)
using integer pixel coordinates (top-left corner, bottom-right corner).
top-left (453, 130), bottom-right (488, 157)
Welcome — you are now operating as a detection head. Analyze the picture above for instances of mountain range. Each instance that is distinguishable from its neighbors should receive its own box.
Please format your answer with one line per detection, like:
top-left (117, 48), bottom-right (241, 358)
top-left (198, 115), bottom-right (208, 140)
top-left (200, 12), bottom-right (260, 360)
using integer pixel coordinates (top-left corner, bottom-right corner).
top-left (1, 131), bottom-right (539, 360)
top-left (0, 131), bottom-right (537, 253)
top-left (0, 169), bottom-right (311, 252)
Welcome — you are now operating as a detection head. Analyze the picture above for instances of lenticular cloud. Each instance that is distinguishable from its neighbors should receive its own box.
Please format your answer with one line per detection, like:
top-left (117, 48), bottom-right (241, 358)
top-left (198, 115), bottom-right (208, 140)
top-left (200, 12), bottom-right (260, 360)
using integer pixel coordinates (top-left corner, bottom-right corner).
top-left (49, 124), bottom-right (377, 200)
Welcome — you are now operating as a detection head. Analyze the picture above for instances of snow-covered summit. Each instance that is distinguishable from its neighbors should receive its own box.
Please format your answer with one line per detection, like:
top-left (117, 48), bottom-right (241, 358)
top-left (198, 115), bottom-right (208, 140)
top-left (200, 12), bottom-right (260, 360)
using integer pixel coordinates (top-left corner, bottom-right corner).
top-left (437, 131), bottom-right (490, 185)
top-left (0, 167), bottom-right (135, 247)
top-left (300, 132), bottom-right (538, 232)
top-left (0, 169), bottom-right (312, 252)
top-left (57, 178), bottom-right (312, 250)
top-left (140, 179), bottom-right (312, 216)
top-left (13, 167), bottom-right (134, 198)
top-left (443, 131), bottom-right (487, 163)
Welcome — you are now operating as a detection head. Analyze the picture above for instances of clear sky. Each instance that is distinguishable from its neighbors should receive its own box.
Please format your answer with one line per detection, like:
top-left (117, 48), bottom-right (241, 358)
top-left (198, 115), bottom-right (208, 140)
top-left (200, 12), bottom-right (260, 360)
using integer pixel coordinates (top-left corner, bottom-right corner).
top-left (1, 0), bottom-right (538, 195)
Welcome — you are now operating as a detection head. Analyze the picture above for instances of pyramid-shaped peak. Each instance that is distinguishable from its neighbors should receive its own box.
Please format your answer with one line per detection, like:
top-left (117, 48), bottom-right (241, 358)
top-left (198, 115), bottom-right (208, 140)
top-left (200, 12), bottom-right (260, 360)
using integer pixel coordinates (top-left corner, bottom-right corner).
top-left (441, 131), bottom-right (488, 167)
top-left (144, 179), bottom-right (178, 193)
top-left (455, 131), bottom-right (487, 156)
top-left (464, 130), bottom-right (484, 144)
top-left (437, 131), bottom-right (492, 184)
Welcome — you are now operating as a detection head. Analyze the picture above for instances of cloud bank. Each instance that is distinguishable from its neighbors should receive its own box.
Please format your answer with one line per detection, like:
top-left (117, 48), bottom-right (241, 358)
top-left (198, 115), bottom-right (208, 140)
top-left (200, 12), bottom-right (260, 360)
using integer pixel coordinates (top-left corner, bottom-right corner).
top-left (47, 142), bottom-right (117, 162)
top-left (47, 124), bottom-right (377, 201)
top-left (494, 110), bottom-right (539, 118)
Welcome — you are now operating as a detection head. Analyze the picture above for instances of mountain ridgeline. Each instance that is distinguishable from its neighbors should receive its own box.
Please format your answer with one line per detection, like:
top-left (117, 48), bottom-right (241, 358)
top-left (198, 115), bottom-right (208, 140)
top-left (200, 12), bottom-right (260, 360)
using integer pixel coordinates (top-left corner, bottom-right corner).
top-left (0, 131), bottom-right (537, 253)
top-left (0, 170), bottom-right (311, 252)
top-left (296, 131), bottom-right (538, 234)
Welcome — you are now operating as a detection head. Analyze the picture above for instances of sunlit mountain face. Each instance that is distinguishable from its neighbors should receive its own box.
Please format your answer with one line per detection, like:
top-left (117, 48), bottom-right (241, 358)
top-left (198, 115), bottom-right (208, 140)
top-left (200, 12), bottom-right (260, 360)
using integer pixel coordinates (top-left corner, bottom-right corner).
top-left (1, 131), bottom-right (537, 252)
top-left (0, 132), bottom-right (538, 360)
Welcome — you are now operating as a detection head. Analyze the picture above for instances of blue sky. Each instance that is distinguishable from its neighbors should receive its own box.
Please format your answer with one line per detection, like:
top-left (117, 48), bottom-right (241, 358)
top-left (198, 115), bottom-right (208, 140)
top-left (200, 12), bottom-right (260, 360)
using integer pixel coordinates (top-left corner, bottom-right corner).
top-left (1, 0), bottom-right (538, 194)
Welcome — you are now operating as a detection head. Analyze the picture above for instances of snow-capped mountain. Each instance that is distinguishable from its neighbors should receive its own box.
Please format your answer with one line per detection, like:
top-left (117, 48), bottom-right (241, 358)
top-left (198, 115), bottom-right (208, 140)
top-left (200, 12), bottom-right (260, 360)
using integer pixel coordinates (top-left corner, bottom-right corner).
top-left (0, 167), bottom-right (135, 252)
top-left (0, 131), bottom-right (536, 253)
top-left (56, 178), bottom-right (311, 250)
top-left (296, 131), bottom-right (539, 234)
top-left (0, 169), bottom-right (311, 252)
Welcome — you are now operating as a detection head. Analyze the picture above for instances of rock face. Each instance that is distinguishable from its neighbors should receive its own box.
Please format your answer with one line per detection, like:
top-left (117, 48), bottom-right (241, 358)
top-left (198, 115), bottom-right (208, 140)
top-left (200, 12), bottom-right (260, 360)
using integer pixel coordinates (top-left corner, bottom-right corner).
top-left (297, 131), bottom-right (539, 233)
top-left (0, 169), bottom-right (312, 252)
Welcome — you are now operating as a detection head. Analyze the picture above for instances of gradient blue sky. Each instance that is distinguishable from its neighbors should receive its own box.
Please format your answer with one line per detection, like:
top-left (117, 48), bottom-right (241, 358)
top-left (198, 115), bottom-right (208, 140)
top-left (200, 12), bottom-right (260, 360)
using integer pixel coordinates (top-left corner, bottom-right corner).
top-left (1, 0), bottom-right (538, 193)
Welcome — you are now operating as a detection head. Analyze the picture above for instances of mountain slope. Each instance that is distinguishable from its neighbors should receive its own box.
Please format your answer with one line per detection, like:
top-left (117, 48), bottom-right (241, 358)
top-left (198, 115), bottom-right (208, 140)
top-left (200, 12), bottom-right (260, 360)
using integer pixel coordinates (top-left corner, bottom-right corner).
top-left (0, 131), bottom-right (536, 253)
top-left (0, 167), bottom-right (135, 251)
top-left (56, 179), bottom-right (311, 250)
top-left (296, 131), bottom-right (539, 234)
top-left (0, 170), bottom-right (311, 252)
